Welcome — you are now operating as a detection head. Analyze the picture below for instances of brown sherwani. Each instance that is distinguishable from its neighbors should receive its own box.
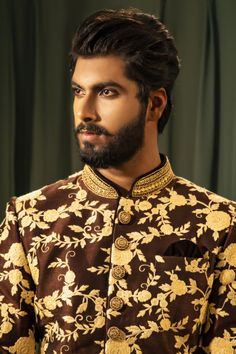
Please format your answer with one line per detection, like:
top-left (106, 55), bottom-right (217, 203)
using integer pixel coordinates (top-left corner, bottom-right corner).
top-left (0, 156), bottom-right (236, 354)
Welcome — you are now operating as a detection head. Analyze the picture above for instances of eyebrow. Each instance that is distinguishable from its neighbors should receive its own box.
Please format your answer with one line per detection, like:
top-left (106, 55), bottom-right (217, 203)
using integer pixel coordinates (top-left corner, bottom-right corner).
top-left (71, 80), bottom-right (127, 93)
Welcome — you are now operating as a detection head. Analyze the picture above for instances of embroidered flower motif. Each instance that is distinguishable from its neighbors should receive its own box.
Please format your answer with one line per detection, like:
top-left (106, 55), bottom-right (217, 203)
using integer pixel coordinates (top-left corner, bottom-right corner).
top-left (61, 286), bottom-right (74, 301)
top-left (160, 318), bottom-right (171, 331)
top-left (21, 215), bottom-right (32, 228)
top-left (209, 337), bottom-right (234, 354)
top-left (228, 291), bottom-right (236, 306)
top-left (0, 321), bottom-right (13, 335)
top-left (95, 297), bottom-right (104, 312)
top-left (169, 192), bottom-right (187, 207)
top-left (160, 224), bottom-right (173, 235)
top-left (4, 243), bottom-right (27, 267)
top-left (170, 279), bottom-right (187, 296)
top-left (7, 330), bottom-right (35, 354)
top-left (206, 211), bottom-right (231, 232)
top-left (137, 290), bottom-right (152, 302)
top-left (111, 247), bottom-right (133, 266)
top-left (116, 290), bottom-right (132, 304)
top-left (119, 198), bottom-right (134, 212)
top-left (138, 201), bottom-right (152, 211)
top-left (64, 270), bottom-right (76, 284)
top-left (105, 339), bottom-right (130, 354)
top-left (43, 209), bottom-right (60, 222)
top-left (185, 259), bottom-right (200, 272)
top-left (44, 295), bottom-right (57, 310)
top-left (76, 189), bottom-right (87, 199)
top-left (21, 290), bottom-right (34, 304)
top-left (8, 269), bottom-right (23, 285)
top-left (220, 269), bottom-right (235, 285)
top-left (224, 244), bottom-right (236, 267)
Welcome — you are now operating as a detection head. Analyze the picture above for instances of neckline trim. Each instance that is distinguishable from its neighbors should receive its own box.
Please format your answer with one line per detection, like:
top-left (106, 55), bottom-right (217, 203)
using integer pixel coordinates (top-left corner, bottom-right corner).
top-left (82, 156), bottom-right (175, 199)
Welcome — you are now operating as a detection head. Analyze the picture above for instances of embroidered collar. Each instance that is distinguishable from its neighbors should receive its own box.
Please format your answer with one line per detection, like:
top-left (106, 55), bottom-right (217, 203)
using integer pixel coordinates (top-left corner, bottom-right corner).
top-left (81, 155), bottom-right (175, 199)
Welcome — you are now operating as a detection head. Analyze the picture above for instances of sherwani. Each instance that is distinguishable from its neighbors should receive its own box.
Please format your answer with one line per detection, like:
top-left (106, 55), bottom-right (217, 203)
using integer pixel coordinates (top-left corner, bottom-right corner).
top-left (0, 156), bottom-right (236, 354)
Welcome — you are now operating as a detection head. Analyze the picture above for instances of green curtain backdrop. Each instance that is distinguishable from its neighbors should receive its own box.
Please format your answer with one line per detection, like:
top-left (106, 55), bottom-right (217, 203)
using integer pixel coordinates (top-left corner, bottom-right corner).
top-left (1, 0), bottom-right (236, 220)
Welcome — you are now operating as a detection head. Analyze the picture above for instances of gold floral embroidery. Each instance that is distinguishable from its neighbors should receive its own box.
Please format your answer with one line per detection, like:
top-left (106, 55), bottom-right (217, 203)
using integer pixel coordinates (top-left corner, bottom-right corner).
top-left (206, 211), bottom-right (231, 232)
top-left (4, 329), bottom-right (35, 354)
top-left (209, 336), bottom-right (234, 354)
top-left (105, 338), bottom-right (131, 354)
top-left (111, 246), bottom-right (133, 266)
top-left (0, 157), bottom-right (236, 353)
top-left (220, 269), bottom-right (235, 285)
top-left (223, 244), bottom-right (236, 267)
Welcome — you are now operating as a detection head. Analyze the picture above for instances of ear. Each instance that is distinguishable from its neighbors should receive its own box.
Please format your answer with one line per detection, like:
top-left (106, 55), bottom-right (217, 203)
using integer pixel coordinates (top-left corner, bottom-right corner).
top-left (147, 88), bottom-right (167, 122)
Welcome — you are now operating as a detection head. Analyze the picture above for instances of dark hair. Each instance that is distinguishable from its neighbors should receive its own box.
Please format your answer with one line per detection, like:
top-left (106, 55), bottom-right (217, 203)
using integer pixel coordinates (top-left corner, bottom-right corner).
top-left (70, 8), bottom-right (180, 133)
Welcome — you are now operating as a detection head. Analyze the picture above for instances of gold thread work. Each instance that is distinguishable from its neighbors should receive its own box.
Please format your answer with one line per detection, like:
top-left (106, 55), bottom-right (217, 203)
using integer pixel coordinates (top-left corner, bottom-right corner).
top-left (82, 157), bottom-right (175, 199)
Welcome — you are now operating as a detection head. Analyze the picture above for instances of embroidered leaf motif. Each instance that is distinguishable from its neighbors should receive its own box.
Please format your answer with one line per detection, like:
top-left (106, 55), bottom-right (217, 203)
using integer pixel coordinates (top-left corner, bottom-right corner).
top-left (63, 316), bottom-right (75, 324)
top-left (155, 255), bottom-right (165, 263)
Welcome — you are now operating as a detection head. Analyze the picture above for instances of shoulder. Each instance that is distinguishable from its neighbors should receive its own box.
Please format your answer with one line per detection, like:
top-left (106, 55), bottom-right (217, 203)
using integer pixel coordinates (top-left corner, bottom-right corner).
top-left (174, 175), bottom-right (236, 207)
top-left (171, 176), bottom-right (236, 229)
top-left (10, 170), bottom-right (84, 212)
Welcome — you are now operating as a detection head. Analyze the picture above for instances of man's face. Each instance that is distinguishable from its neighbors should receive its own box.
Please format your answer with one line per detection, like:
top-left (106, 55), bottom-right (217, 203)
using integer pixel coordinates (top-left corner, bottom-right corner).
top-left (72, 55), bottom-right (147, 168)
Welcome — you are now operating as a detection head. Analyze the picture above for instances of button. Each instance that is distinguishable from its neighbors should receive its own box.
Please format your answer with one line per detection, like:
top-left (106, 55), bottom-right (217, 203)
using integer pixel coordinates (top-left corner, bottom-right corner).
top-left (114, 236), bottom-right (129, 250)
top-left (107, 326), bottom-right (126, 341)
top-left (112, 266), bottom-right (126, 280)
top-left (118, 211), bottom-right (131, 224)
top-left (110, 296), bottom-right (124, 311)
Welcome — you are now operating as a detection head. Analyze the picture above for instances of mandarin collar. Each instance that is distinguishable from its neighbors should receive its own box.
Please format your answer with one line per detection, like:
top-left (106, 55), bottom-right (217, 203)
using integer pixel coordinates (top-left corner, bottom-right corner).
top-left (81, 155), bottom-right (175, 199)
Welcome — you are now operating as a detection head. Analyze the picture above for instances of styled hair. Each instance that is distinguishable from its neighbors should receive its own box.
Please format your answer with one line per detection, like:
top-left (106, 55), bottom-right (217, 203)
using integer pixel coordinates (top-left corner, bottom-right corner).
top-left (70, 8), bottom-right (180, 133)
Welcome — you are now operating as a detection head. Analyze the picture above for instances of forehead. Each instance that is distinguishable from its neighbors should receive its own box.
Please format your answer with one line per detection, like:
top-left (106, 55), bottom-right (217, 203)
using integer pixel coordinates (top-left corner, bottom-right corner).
top-left (72, 55), bottom-right (137, 90)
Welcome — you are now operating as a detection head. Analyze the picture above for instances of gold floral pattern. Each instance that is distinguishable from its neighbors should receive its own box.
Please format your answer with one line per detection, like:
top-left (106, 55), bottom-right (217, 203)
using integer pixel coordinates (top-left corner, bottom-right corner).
top-left (0, 156), bottom-right (236, 353)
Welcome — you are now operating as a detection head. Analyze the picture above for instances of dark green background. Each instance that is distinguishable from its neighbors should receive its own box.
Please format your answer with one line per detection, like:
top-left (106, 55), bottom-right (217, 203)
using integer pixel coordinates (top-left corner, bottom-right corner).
top-left (1, 0), bottom-right (236, 220)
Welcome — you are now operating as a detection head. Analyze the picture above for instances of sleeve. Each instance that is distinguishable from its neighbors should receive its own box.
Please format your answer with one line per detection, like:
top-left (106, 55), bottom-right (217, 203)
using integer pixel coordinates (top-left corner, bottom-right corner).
top-left (201, 218), bottom-right (236, 353)
top-left (0, 199), bottom-right (36, 353)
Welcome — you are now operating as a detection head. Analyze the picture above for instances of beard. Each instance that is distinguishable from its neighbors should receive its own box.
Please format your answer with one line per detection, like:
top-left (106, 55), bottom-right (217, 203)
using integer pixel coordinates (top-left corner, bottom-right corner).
top-left (74, 107), bottom-right (146, 169)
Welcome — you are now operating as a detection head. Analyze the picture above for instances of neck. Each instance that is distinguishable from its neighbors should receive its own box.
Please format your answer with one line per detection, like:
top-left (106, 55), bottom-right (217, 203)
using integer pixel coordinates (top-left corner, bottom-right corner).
top-left (97, 148), bottom-right (161, 191)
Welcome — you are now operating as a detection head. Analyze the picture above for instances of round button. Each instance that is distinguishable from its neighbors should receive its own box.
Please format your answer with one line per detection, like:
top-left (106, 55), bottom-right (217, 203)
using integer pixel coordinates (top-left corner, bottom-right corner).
top-left (107, 326), bottom-right (126, 341)
top-left (114, 236), bottom-right (129, 250)
top-left (118, 211), bottom-right (131, 224)
top-left (112, 266), bottom-right (126, 280)
top-left (110, 296), bottom-right (124, 311)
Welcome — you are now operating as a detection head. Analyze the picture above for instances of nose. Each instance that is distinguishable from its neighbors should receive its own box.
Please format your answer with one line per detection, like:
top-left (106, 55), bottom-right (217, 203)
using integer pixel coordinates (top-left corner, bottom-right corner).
top-left (74, 95), bottom-right (98, 124)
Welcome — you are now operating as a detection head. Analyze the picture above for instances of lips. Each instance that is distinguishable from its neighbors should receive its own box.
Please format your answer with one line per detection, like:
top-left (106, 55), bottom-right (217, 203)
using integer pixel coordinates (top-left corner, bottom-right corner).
top-left (80, 129), bottom-right (101, 135)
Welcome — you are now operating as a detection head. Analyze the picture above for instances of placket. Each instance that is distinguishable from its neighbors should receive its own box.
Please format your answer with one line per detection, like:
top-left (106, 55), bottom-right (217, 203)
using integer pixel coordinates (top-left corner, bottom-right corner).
top-left (105, 195), bottom-right (134, 344)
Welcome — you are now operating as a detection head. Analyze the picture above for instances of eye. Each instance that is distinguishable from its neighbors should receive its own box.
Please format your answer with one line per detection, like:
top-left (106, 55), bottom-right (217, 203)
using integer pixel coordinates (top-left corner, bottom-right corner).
top-left (72, 86), bottom-right (84, 96)
top-left (100, 88), bottom-right (117, 97)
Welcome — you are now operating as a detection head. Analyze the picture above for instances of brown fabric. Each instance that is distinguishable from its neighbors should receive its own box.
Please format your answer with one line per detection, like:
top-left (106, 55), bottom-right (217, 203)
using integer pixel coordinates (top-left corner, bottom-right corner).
top-left (0, 156), bottom-right (236, 353)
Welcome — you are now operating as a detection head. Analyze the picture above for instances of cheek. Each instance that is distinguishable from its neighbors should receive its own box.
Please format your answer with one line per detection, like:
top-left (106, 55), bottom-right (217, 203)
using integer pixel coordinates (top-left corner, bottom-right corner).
top-left (97, 99), bottom-right (141, 131)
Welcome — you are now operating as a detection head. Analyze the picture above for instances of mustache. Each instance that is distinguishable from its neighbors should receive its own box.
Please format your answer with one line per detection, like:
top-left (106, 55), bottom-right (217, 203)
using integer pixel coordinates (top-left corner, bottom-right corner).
top-left (75, 123), bottom-right (112, 136)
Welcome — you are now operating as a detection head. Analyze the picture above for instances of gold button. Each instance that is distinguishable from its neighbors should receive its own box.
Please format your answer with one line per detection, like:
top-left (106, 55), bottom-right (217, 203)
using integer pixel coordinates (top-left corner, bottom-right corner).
top-left (112, 265), bottom-right (126, 280)
top-left (107, 326), bottom-right (126, 341)
top-left (114, 236), bottom-right (129, 250)
top-left (118, 211), bottom-right (131, 224)
top-left (110, 296), bottom-right (124, 311)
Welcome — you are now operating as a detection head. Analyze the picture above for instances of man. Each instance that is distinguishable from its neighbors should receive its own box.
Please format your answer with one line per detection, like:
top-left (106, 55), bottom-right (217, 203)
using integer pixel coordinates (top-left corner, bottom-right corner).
top-left (0, 8), bottom-right (235, 354)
